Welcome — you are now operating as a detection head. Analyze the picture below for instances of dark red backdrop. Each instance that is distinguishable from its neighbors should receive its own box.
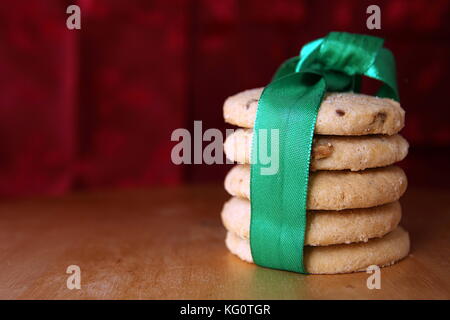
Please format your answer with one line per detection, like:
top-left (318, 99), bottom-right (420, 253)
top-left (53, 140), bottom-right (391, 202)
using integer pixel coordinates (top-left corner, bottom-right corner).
top-left (0, 0), bottom-right (449, 197)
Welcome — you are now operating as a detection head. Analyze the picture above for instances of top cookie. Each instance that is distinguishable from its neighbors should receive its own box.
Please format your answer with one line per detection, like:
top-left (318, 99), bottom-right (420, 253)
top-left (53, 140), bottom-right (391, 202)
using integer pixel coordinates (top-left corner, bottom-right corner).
top-left (224, 88), bottom-right (405, 135)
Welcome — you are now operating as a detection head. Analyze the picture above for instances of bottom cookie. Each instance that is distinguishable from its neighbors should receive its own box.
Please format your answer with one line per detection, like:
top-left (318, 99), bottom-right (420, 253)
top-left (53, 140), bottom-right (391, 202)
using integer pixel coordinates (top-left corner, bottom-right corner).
top-left (225, 227), bottom-right (410, 274)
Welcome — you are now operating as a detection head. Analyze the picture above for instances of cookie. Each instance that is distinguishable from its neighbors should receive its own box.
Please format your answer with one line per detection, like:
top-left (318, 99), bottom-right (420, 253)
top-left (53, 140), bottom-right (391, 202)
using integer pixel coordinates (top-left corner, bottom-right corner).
top-left (224, 165), bottom-right (407, 210)
top-left (221, 197), bottom-right (401, 246)
top-left (223, 88), bottom-right (405, 135)
top-left (224, 128), bottom-right (409, 171)
top-left (225, 226), bottom-right (410, 274)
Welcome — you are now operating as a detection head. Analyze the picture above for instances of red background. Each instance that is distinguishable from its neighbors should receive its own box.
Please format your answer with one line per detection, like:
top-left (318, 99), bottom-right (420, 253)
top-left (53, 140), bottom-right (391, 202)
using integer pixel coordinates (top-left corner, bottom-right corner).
top-left (0, 0), bottom-right (449, 197)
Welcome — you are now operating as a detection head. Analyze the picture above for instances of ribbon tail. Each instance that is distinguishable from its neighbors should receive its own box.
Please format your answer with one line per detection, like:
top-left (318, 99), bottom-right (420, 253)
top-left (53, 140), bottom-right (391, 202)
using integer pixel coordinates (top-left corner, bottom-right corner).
top-left (365, 48), bottom-right (399, 100)
top-left (250, 72), bottom-right (326, 273)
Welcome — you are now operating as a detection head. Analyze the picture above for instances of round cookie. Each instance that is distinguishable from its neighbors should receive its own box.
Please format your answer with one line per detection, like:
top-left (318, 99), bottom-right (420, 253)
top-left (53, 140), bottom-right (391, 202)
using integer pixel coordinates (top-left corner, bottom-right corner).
top-left (224, 128), bottom-right (409, 171)
top-left (223, 88), bottom-right (405, 135)
top-left (222, 197), bottom-right (402, 246)
top-left (224, 164), bottom-right (407, 210)
top-left (225, 226), bottom-right (410, 274)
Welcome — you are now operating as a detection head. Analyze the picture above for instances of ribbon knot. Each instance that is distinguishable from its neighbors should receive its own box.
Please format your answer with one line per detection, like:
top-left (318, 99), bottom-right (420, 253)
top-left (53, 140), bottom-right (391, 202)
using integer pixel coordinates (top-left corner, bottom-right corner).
top-left (250, 32), bottom-right (400, 273)
top-left (320, 70), bottom-right (353, 92)
top-left (315, 32), bottom-right (383, 75)
top-left (295, 32), bottom-right (389, 92)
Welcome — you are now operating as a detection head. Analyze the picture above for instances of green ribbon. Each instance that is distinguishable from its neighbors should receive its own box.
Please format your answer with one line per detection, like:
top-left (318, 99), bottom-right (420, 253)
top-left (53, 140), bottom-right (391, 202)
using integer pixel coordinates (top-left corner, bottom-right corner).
top-left (250, 32), bottom-right (399, 273)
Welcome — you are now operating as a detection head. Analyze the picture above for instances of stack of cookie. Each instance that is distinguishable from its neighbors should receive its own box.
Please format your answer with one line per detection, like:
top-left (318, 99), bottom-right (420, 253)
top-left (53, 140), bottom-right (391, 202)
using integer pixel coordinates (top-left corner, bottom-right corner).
top-left (221, 88), bottom-right (410, 274)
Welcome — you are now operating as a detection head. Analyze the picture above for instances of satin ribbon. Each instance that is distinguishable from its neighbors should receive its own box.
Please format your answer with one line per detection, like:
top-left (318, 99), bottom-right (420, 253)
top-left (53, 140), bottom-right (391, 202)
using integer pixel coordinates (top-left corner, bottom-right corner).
top-left (250, 32), bottom-right (399, 273)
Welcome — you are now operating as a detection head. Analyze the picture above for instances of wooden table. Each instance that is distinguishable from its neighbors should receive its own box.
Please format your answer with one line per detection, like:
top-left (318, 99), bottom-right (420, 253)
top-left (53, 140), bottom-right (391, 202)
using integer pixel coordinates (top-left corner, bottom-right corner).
top-left (0, 185), bottom-right (449, 299)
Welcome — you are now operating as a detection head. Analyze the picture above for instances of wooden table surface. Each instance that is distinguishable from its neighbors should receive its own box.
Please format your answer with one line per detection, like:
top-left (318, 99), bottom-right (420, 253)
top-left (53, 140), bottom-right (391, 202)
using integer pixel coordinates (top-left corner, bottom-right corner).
top-left (0, 185), bottom-right (449, 300)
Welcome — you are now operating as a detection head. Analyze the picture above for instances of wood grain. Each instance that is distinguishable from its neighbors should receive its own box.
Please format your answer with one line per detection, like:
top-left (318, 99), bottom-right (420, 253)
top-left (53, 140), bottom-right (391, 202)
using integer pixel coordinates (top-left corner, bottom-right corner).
top-left (0, 185), bottom-right (449, 299)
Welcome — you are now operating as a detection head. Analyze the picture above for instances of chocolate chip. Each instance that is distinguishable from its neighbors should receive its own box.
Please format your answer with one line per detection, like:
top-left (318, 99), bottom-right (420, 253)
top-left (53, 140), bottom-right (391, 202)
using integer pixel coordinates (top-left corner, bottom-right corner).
top-left (312, 143), bottom-right (334, 160)
top-left (336, 109), bottom-right (345, 116)
top-left (376, 112), bottom-right (387, 122)
top-left (246, 99), bottom-right (258, 110)
top-left (370, 112), bottom-right (387, 124)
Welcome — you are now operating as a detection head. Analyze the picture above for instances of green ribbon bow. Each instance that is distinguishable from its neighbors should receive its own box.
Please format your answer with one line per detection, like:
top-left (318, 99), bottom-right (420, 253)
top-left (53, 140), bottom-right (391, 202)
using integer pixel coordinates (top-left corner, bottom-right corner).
top-left (250, 32), bottom-right (399, 273)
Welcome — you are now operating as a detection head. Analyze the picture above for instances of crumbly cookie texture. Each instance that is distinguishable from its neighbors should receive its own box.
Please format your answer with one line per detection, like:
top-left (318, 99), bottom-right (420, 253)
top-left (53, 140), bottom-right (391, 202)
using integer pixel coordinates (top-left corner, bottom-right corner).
top-left (225, 226), bottom-right (410, 274)
top-left (223, 88), bottom-right (405, 135)
top-left (224, 128), bottom-right (409, 171)
top-left (221, 197), bottom-right (401, 246)
top-left (224, 164), bottom-right (407, 210)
